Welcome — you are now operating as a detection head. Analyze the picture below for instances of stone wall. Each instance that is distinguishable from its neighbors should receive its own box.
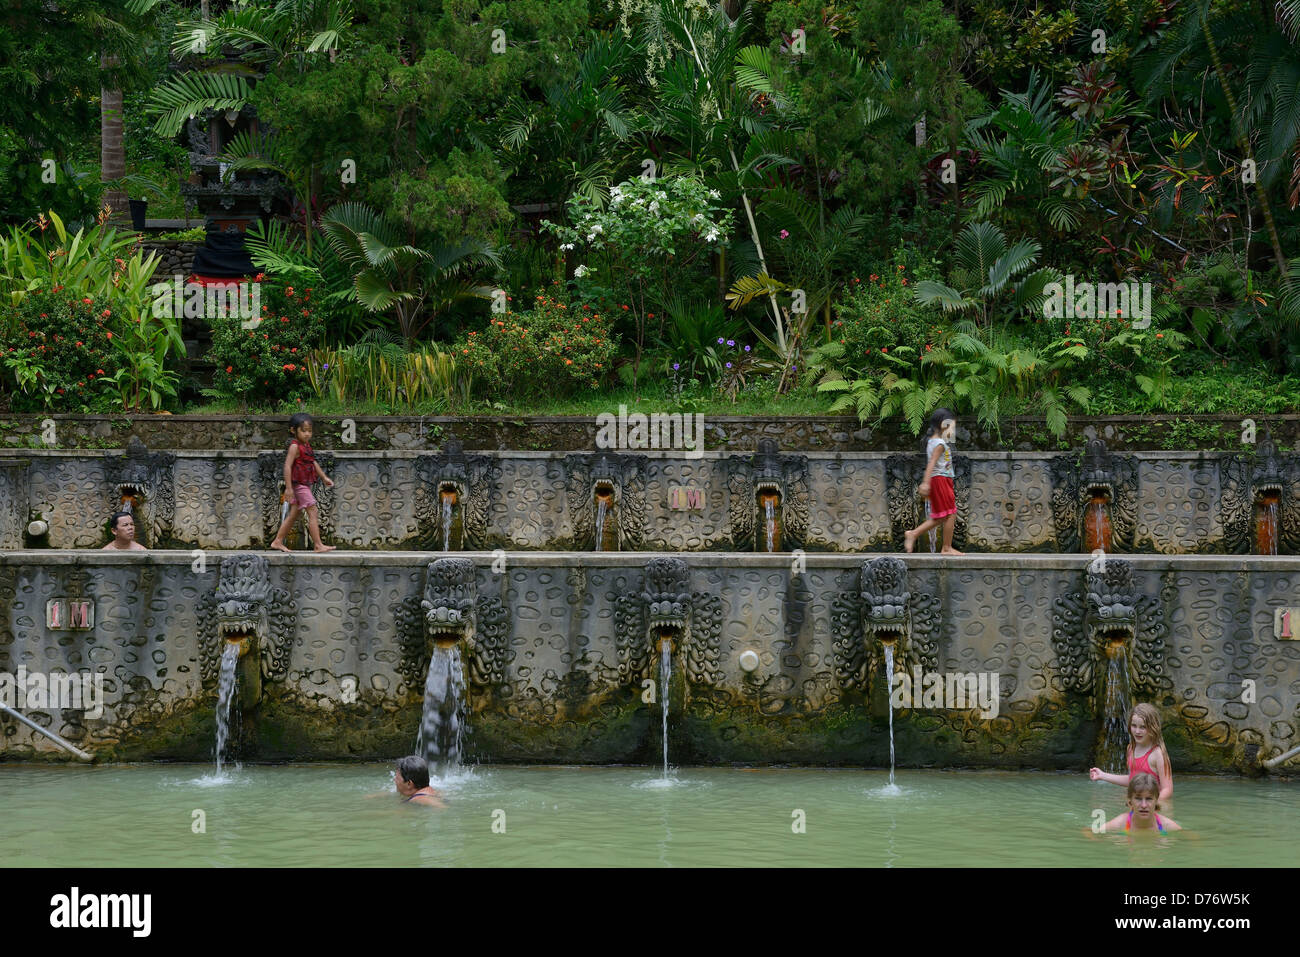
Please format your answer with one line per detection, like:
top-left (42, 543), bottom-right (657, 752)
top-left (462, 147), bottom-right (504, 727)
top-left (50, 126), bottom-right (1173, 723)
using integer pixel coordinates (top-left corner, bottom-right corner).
top-left (141, 241), bottom-right (202, 280)
top-left (1, 552), bottom-right (1295, 772)
top-left (0, 448), bottom-right (1287, 554)
top-left (3, 413), bottom-right (1300, 453)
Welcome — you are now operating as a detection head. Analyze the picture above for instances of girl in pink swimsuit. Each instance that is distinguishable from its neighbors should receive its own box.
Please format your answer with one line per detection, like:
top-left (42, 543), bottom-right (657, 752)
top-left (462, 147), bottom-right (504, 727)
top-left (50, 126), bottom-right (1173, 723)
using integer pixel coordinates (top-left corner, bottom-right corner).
top-left (1099, 773), bottom-right (1182, 833)
top-left (1089, 702), bottom-right (1173, 801)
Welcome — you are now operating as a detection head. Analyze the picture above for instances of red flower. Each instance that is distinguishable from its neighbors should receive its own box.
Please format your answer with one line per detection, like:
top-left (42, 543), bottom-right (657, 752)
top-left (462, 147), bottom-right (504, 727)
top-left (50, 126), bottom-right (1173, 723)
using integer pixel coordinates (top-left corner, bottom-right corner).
top-left (96, 369), bottom-right (104, 375)
top-left (226, 366), bottom-right (233, 373)
top-left (82, 298), bottom-right (92, 304)
top-left (75, 341), bottom-right (83, 347)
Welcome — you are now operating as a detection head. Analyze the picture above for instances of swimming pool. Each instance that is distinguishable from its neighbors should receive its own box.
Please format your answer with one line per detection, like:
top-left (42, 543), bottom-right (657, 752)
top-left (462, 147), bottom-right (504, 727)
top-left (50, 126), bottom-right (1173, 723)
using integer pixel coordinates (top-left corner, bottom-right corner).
top-left (1, 765), bottom-right (1293, 867)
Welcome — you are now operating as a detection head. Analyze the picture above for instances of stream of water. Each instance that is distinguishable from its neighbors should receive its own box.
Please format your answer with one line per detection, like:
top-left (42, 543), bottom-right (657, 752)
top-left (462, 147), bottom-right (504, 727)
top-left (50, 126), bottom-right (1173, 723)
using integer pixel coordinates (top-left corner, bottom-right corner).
top-left (594, 498), bottom-right (609, 552)
top-left (660, 643), bottom-right (671, 777)
top-left (883, 643), bottom-right (896, 787)
top-left (417, 645), bottom-right (466, 771)
top-left (1098, 645), bottom-right (1133, 774)
top-left (214, 644), bottom-right (239, 772)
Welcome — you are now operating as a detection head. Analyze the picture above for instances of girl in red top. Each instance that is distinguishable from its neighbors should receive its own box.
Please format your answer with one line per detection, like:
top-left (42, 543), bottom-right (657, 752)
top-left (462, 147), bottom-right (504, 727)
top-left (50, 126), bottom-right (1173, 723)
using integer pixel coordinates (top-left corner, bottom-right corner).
top-left (270, 413), bottom-right (336, 553)
top-left (903, 408), bottom-right (964, 555)
top-left (1089, 702), bottom-right (1173, 802)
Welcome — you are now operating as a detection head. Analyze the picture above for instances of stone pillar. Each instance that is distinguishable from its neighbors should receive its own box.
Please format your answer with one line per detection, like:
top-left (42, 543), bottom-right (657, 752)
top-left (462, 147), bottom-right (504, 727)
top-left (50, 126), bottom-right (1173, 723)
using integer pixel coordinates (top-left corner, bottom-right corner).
top-left (0, 459), bottom-right (27, 549)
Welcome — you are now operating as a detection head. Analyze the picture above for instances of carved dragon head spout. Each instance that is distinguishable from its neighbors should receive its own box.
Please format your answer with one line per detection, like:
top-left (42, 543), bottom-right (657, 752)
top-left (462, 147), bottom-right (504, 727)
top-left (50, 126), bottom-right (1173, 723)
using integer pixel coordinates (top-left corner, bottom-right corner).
top-left (414, 436), bottom-right (500, 550)
top-left (752, 437), bottom-right (785, 499)
top-left (1049, 440), bottom-right (1136, 553)
top-left (832, 558), bottom-right (939, 703)
top-left (435, 437), bottom-right (469, 502)
top-left (398, 559), bottom-right (512, 695)
top-left (565, 453), bottom-right (646, 551)
top-left (860, 556), bottom-right (910, 649)
top-left (1080, 438), bottom-right (1115, 502)
top-left (420, 558), bottom-right (478, 650)
top-left (1221, 431), bottom-right (1300, 554)
top-left (642, 557), bottom-right (693, 653)
top-left (1051, 557), bottom-right (1168, 740)
top-left (1086, 561), bottom-right (1138, 654)
top-left (614, 558), bottom-right (723, 687)
top-left (727, 440), bottom-right (810, 551)
top-left (199, 554), bottom-right (295, 711)
top-left (105, 436), bottom-right (175, 547)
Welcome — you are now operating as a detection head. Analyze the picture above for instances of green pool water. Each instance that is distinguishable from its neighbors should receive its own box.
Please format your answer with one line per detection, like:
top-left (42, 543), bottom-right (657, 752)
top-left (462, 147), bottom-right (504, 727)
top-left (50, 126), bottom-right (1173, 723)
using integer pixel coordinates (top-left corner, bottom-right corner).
top-left (0, 764), bottom-right (1294, 867)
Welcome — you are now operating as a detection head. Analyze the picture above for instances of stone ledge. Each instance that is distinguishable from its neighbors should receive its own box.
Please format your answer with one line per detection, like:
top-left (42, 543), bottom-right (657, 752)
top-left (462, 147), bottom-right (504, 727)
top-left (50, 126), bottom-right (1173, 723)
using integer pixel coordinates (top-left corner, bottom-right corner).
top-left (4, 550), bottom-right (1299, 572)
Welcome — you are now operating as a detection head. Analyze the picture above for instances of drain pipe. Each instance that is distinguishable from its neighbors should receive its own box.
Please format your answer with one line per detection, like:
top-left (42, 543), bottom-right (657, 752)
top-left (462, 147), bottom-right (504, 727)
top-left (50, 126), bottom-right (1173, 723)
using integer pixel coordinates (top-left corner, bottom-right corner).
top-left (0, 703), bottom-right (93, 761)
top-left (1263, 744), bottom-right (1300, 770)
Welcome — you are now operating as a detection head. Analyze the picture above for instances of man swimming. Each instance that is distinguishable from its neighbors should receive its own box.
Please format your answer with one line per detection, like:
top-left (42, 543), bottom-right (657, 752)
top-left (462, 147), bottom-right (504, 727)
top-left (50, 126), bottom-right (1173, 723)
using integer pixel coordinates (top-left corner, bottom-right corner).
top-left (394, 755), bottom-right (446, 808)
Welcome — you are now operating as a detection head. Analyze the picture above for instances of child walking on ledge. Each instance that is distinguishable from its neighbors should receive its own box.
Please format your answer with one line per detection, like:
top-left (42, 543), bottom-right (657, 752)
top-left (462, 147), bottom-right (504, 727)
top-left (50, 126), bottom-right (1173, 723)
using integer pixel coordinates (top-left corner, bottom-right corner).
top-left (904, 408), bottom-right (964, 555)
top-left (271, 412), bottom-right (336, 553)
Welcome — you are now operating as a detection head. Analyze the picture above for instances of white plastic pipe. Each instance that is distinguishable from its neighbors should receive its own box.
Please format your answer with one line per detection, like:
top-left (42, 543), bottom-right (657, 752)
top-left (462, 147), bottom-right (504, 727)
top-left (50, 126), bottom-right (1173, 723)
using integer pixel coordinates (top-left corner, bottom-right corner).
top-left (1263, 743), bottom-right (1300, 769)
top-left (0, 703), bottom-right (93, 761)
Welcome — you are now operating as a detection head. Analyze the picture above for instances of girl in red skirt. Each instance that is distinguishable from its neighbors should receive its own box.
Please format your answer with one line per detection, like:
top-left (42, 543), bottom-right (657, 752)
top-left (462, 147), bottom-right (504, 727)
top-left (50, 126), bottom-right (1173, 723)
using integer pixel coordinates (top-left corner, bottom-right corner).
top-left (903, 408), bottom-right (964, 555)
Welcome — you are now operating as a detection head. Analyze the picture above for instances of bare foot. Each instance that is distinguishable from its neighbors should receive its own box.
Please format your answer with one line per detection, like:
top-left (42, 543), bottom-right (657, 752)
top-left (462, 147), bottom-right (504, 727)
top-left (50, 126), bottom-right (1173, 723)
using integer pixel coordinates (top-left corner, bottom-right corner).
top-left (314, 544), bottom-right (336, 552)
top-left (903, 530), bottom-right (916, 553)
top-left (941, 546), bottom-right (964, 555)
top-left (270, 540), bottom-right (291, 553)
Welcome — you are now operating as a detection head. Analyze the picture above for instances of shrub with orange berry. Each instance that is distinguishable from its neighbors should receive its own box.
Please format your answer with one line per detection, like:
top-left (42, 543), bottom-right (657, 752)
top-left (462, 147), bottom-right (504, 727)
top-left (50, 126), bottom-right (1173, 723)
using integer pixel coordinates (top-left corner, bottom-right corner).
top-left (452, 293), bottom-right (619, 398)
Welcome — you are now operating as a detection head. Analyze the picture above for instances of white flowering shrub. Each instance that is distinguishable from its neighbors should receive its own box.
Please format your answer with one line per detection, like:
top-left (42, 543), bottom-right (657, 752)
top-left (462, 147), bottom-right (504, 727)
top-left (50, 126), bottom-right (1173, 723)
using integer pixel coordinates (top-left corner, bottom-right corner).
top-left (542, 176), bottom-right (734, 385)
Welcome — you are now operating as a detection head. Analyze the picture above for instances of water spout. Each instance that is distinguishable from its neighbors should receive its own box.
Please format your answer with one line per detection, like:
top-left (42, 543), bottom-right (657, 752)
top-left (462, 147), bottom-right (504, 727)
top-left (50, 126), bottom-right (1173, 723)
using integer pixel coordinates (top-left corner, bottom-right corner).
top-left (659, 637), bottom-right (672, 778)
top-left (1083, 492), bottom-right (1112, 552)
top-left (417, 642), bottom-right (466, 772)
top-left (1097, 638), bottom-right (1132, 773)
top-left (1255, 492), bottom-right (1281, 555)
top-left (883, 642), bottom-right (896, 785)
top-left (593, 484), bottom-right (617, 551)
top-left (440, 488), bottom-right (458, 552)
top-left (215, 643), bottom-right (240, 771)
top-left (757, 490), bottom-right (782, 552)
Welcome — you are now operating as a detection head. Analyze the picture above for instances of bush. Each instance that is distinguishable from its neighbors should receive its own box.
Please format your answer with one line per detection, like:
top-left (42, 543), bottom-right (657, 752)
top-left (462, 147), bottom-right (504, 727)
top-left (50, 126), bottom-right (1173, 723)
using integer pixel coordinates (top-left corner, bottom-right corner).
top-left (829, 264), bottom-right (946, 376)
top-left (452, 292), bottom-right (618, 398)
top-left (205, 282), bottom-right (326, 406)
top-left (0, 292), bottom-right (119, 411)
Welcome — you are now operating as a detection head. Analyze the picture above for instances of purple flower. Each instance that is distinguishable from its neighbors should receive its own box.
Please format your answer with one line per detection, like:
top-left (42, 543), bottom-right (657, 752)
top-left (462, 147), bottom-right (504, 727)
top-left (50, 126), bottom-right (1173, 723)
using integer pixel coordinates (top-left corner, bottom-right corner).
top-left (726, 361), bottom-right (733, 369)
top-left (717, 337), bottom-right (725, 345)
top-left (726, 339), bottom-right (735, 347)
top-left (673, 362), bottom-right (680, 370)
top-left (743, 344), bottom-right (751, 352)
top-left (322, 363), bottom-right (330, 371)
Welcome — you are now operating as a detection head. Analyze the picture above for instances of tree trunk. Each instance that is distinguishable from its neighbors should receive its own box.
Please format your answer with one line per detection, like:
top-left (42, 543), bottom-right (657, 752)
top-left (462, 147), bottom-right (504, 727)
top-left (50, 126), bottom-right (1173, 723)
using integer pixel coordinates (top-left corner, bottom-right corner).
top-left (100, 53), bottom-right (128, 221)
